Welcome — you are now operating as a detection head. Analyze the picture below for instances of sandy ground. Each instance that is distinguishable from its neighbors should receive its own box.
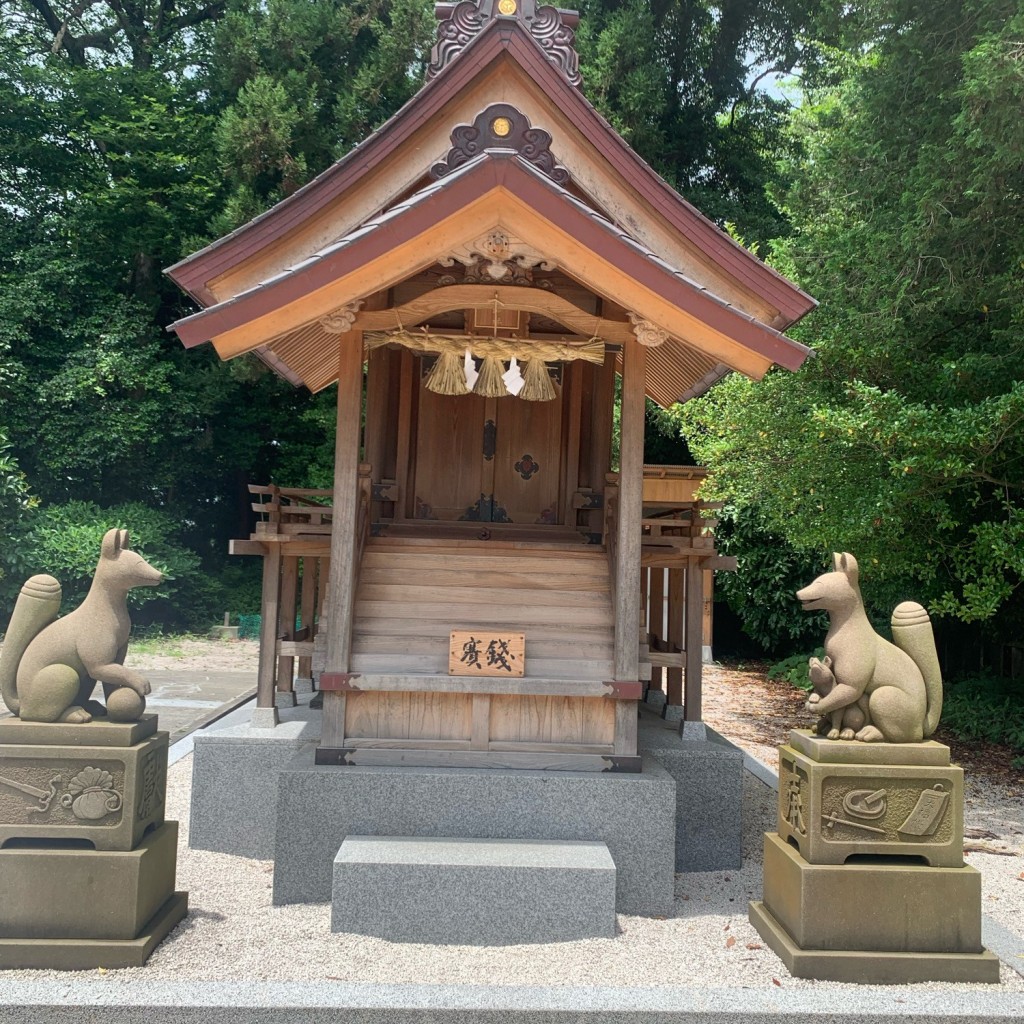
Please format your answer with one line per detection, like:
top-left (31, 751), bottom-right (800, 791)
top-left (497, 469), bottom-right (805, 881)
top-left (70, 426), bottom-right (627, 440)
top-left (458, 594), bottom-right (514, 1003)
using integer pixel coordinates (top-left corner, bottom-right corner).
top-left (124, 637), bottom-right (261, 674)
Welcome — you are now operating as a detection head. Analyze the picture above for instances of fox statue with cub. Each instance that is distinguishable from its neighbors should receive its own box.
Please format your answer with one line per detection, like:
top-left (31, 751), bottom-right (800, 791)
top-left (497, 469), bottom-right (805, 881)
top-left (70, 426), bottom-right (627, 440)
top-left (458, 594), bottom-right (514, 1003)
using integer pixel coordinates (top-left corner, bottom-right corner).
top-left (797, 553), bottom-right (942, 744)
top-left (0, 528), bottom-right (163, 724)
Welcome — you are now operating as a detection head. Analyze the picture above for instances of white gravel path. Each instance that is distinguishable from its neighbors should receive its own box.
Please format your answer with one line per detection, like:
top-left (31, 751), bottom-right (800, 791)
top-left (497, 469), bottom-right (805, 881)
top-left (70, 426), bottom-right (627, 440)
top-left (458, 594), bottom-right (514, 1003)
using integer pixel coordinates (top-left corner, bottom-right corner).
top-left (2, 753), bottom-right (1020, 992)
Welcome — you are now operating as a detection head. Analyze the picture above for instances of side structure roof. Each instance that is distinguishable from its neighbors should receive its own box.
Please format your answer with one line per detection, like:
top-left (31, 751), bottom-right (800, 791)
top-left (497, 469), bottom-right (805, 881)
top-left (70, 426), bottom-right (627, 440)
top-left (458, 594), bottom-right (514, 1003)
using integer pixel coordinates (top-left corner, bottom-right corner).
top-left (166, 5), bottom-right (816, 330)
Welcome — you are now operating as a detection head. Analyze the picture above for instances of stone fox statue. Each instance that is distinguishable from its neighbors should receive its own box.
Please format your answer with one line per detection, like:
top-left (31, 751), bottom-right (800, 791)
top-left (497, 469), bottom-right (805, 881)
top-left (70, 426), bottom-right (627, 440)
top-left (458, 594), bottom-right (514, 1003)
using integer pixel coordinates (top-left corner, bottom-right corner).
top-left (796, 553), bottom-right (943, 743)
top-left (0, 529), bottom-right (163, 724)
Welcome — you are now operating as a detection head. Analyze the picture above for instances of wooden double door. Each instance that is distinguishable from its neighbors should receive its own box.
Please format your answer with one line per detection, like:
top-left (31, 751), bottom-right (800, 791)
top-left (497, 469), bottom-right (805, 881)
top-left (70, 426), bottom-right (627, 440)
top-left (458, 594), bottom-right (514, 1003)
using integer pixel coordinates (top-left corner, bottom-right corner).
top-left (411, 382), bottom-right (564, 525)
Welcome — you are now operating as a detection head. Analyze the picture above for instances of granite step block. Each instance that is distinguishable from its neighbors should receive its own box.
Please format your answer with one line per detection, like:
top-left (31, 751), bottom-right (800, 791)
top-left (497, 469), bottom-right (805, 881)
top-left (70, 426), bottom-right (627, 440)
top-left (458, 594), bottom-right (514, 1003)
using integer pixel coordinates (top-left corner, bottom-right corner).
top-left (332, 835), bottom-right (616, 945)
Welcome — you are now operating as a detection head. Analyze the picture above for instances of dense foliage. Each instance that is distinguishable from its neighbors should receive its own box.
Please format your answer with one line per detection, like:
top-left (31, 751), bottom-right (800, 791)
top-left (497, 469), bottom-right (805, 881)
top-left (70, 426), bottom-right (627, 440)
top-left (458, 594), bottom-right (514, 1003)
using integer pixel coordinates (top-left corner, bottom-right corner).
top-left (680, 0), bottom-right (1024, 652)
top-left (0, 0), bottom-right (435, 620)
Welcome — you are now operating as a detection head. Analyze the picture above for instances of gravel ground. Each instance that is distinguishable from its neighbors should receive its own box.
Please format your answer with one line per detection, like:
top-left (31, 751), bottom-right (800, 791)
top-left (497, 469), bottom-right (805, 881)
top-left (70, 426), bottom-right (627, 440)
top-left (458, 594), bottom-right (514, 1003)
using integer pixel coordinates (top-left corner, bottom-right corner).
top-left (2, 643), bottom-right (1021, 991)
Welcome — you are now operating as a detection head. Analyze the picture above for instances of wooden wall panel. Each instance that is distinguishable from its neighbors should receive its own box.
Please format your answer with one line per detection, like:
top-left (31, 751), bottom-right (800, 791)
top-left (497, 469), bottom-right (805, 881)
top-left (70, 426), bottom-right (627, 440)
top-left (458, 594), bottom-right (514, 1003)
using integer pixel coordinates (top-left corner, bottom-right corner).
top-left (491, 390), bottom-right (563, 524)
top-left (412, 386), bottom-right (487, 520)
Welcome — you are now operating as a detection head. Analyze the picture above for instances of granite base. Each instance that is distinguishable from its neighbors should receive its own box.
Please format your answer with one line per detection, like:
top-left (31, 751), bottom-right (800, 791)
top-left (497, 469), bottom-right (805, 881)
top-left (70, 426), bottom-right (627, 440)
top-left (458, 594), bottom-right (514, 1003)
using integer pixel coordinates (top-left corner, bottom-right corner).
top-left (275, 747), bottom-right (675, 917)
top-left (332, 836), bottom-right (616, 944)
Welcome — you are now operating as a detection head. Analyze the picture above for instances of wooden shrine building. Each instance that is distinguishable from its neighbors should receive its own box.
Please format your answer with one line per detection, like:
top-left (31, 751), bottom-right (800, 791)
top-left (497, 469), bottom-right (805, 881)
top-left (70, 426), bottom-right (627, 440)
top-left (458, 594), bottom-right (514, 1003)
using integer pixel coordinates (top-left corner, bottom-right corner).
top-left (167, 0), bottom-right (815, 772)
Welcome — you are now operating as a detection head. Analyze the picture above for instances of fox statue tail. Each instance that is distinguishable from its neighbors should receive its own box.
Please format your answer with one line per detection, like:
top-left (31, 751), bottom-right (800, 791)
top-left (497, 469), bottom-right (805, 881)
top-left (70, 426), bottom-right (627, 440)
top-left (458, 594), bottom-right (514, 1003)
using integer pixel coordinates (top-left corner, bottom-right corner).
top-left (0, 575), bottom-right (62, 716)
top-left (891, 601), bottom-right (943, 738)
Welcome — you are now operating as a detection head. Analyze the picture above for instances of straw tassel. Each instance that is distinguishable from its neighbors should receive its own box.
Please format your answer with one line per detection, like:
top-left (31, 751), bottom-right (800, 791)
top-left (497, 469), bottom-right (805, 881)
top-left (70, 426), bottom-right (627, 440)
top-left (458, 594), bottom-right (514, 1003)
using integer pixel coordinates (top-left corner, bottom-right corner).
top-left (472, 354), bottom-right (509, 397)
top-left (424, 349), bottom-right (471, 396)
top-left (519, 359), bottom-right (557, 401)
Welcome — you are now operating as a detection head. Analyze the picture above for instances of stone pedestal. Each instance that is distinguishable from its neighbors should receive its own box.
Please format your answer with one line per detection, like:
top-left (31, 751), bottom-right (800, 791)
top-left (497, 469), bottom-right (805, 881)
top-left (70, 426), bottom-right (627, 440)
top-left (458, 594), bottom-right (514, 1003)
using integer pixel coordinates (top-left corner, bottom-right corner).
top-left (0, 719), bottom-right (187, 969)
top-left (750, 730), bottom-right (999, 983)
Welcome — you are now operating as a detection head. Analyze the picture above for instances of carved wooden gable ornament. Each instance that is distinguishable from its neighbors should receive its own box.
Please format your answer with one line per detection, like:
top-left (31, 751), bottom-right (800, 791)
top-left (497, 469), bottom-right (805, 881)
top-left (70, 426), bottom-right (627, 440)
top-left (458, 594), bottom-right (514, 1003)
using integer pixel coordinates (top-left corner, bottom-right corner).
top-left (429, 0), bottom-right (581, 86)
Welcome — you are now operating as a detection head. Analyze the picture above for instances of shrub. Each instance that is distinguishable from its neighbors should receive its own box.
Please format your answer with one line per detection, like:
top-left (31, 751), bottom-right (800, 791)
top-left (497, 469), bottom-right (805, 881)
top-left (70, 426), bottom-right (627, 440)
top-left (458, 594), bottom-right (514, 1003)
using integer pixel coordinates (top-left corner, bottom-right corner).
top-left (26, 500), bottom-right (215, 628)
top-left (941, 674), bottom-right (1024, 752)
top-left (767, 649), bottom-right (824, 692)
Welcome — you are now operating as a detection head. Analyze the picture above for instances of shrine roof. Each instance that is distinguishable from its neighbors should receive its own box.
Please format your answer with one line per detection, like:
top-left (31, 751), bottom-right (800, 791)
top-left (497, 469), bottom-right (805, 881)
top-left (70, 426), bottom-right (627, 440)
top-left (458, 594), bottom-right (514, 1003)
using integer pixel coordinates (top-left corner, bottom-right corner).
top-left (165, 9), bottom-right (815, 327)
top-left (169, 150), bottom-right (810, 392)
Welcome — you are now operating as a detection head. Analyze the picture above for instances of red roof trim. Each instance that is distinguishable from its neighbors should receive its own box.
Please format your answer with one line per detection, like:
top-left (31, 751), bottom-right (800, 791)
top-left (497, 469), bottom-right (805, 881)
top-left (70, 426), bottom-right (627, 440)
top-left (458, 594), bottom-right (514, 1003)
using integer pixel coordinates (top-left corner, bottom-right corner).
top-left (166, 20), bottom-right (814, 326)
top-left (169, 153), bottom-right (809, 373)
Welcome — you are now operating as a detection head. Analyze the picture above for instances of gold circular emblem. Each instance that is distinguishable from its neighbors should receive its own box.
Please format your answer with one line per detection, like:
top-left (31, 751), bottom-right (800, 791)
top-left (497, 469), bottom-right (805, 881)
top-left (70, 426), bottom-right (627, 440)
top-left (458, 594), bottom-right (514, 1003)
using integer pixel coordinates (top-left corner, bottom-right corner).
top-left (491, 116), bottom-right (513, 138)
top-left (498, 0), bottom-right (517, 14)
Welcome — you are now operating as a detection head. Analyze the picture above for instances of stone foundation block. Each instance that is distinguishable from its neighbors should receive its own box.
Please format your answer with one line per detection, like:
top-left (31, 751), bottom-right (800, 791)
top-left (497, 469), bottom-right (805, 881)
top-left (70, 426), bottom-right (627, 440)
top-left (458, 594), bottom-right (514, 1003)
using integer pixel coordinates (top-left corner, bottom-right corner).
top-left (0, 732), bottom-right (167, 852)
top-left (0, 821), bottom-right (178, 940)
top-left (332, 836), bottom-right (616, 944)
top-left (275, 749), bottom-right (675, 916)
top-left (189, 716), bottom-right (320, 858)
top-left (640, 715), bottom-right (742, 872)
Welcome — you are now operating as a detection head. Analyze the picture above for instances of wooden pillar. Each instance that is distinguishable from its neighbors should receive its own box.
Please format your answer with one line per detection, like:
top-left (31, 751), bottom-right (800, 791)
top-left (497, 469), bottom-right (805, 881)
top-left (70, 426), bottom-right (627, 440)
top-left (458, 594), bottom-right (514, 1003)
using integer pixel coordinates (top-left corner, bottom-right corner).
top-left (276, 555), bottom-right (300, 698)
top-left (702, 568), bottom-right (714, 661)
top-left (666, 567), bottom-right (683, 706)
top-left (297, 556), bottom-right (317, 680)
top-left (325, 331), bottom-right (365, 675)
top-left (255, 544), bottom-right (282, 711)
top-left (613, 337), bottom-right (647, 682)
top-left (684, 557), bottom-right (704, 721)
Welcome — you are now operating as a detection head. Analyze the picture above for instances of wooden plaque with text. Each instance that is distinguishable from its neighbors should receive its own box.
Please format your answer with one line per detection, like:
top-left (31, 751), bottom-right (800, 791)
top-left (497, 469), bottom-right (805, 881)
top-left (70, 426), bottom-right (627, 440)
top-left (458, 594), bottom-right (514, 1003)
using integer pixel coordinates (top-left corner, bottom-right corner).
top-left (449, 631), bottom-right (526, 677)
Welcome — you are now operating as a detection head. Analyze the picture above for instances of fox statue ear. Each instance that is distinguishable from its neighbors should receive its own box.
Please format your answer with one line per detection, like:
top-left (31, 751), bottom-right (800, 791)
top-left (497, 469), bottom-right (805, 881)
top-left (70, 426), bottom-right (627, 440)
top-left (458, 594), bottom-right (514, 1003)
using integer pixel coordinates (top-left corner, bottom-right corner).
top-left (100, 528), bottom-right (121, 558)
top-left (831, 552), bottom-right (842, 571)
top-left (838, 552), bottom-right (859, 582)
top-left (118, 529), bottom-right (131, 552)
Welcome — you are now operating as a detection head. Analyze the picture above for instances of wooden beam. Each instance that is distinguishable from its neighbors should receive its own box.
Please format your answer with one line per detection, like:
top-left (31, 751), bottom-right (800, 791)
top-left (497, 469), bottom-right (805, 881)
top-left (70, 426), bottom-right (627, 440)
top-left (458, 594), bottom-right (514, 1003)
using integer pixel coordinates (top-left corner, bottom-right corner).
top-left (324, 330), bottom-right (365, 674)
top-left (613, 336), bottom-right (647, 682)
top-left (666, 567), bottom-right (683, 707)
top-left (351, 285), bottom-right (633, 343)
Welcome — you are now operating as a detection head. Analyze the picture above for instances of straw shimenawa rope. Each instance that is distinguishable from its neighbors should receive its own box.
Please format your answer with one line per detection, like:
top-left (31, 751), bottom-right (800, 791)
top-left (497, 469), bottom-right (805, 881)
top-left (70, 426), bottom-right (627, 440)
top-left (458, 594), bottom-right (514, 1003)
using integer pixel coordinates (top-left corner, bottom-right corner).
top-left (365, 328), bottom-right (605, 399)
top-left (364, 329), bottom-right (605, 365)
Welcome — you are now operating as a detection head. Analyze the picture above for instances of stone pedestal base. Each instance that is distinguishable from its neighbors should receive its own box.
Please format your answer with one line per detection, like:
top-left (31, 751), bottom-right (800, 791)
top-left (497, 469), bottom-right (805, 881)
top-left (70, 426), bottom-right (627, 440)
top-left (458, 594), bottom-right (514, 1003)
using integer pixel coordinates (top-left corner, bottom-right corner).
top-left (752, 734), bottom-right (999, 984)
top-left (778, 731), bottom-right (963, 867)
top-left (0, 821), bottom-right (179, 940)
top-left (749, 899), bottom-right (1000, 985)
top-left (0, 723), bottom-right (167, 851)
top-left (0, 892), bottom-right (188, 970)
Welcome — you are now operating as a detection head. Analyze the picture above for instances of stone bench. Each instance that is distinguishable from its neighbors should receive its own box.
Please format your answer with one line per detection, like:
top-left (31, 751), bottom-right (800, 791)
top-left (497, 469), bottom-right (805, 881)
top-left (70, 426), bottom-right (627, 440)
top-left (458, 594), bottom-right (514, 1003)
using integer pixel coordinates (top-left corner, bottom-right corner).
top-left (332, 835), bottom-right (616, 945)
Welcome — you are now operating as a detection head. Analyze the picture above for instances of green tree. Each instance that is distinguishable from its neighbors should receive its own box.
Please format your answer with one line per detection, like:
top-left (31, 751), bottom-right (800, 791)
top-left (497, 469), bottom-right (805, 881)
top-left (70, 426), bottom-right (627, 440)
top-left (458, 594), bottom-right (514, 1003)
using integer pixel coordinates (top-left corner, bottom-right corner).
top-left (576, 0), bottom-right (843, 246)
top-left (680, 0), bottom-right (1024, 641)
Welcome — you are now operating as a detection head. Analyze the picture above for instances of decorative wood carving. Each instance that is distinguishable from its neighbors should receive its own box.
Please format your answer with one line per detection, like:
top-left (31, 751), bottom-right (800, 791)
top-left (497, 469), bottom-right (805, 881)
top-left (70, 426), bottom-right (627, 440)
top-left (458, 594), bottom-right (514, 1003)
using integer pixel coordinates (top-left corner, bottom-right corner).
top-left (320, 301), bottom-right (364, 334)
top-left (627, 312), bottom-right (669, 348)
top-left (431, 104), bottom-right (570, 186)
top-left (440, 230), bottom-right (556, 284)
top-left (528, 4), bottom-right (581, 86)
top-left (428, 1), bottom-right (487, 80)
top-left (428, 1), bottom-right (581, 88)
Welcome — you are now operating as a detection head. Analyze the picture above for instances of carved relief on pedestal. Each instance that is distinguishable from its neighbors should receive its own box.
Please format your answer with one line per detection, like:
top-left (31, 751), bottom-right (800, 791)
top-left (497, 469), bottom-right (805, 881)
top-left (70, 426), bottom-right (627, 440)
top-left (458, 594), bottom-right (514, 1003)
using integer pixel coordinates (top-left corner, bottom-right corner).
top-left (0, 759), bottom-right (124, 827)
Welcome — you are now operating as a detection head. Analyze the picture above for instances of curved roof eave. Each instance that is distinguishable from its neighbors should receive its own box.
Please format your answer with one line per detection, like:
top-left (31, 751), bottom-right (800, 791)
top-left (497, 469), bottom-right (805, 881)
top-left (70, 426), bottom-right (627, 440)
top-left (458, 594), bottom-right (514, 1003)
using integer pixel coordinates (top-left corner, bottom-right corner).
top-left (165, 19), bottom-right (815, 328)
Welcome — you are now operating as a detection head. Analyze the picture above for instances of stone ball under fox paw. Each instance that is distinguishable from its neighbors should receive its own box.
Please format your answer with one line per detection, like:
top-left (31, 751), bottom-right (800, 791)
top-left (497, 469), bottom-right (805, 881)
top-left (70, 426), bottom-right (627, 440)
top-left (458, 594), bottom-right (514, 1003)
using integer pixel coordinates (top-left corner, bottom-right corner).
top-left (105, 686), bottom-right (146, 722)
